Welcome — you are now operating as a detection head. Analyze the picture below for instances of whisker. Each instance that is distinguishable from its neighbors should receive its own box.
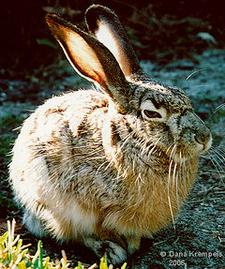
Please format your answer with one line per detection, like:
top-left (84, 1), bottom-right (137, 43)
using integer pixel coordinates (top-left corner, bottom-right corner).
top-left (172, 162), bottom-right (177, 188)
top-left (214, 103), bottom-right (225, 113)
top-left (212, 154), bottom-right (225, 168)
top-left (180, 151), bottom-right (188, 195)
top-left (166, 144), bottom-right (174, 155)
top-left (208, 154), bottom-right (224, 178)
top-left (185, 68), bottom-right (208, 80)
top-left (167, 158), bottom-right (176, 230)
top-left (209, 147), bottom-right (225, 167)
top-left (213, 147), bottom-right (225, 162)
top-left (170, 144), bottom-right (177, 160)
top-left (147, 137), bottom-right (161, 158)
top-left (205, 102), bottom-right (225, 124)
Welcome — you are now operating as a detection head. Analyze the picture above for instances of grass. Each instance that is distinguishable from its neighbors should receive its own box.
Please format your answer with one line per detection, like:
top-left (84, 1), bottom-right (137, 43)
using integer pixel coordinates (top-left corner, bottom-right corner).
top-left (0, 220), bottom-right (127, 269)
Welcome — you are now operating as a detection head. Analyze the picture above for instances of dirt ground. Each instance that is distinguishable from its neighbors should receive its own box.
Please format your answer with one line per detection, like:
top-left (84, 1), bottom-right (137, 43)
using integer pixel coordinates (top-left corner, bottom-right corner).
top-left (0, 49), bottom-right (224, 268)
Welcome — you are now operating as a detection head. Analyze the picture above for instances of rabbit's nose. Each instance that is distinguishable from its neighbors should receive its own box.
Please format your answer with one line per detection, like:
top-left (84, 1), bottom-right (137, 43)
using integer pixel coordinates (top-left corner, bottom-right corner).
top-left (194, 127), bottom-right (212, 152)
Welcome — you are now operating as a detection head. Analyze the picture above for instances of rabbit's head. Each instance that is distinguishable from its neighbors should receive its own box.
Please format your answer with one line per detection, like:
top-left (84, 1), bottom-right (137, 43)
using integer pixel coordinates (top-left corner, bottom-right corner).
top-left (45, 5), bottom-right (212, 167)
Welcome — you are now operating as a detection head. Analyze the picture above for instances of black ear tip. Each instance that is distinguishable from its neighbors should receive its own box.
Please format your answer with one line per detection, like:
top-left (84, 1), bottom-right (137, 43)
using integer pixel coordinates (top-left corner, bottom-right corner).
top-left (45, 13), bottom-right (57, 22)
top-left (85, 5), bottom-right (99, 32)
top-left (45, 13), bottom-right (78, 36)
top-left (85, 4), bottom-right (117, 32)
top-left (45, 13), bottom-right (64, 27)
top-left (85, 4), bottom-right (116, 19)
top-left (85, 4), bottom-right (110, 15)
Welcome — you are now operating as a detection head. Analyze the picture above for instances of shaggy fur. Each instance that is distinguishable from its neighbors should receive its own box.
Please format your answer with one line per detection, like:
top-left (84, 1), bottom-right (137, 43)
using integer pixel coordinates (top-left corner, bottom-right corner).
top-left (10, 5), bottom-right (212, 265)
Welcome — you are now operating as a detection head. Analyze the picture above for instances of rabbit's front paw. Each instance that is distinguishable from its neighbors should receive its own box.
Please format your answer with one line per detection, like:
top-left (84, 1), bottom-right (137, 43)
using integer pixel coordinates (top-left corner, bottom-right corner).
top-left (84, 238), bottom-right (127, 265)
top-left (104, 240), bottom-right (127, 265)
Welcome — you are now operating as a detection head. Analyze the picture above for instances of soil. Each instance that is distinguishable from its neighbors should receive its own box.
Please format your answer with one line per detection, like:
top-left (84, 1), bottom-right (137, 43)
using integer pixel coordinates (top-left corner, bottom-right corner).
top-left (0, 49), bottom-right (224, 269)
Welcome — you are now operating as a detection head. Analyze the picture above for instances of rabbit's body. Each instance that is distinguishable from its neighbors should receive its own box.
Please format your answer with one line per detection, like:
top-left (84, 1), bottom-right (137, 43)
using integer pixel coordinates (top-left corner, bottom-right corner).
top-left (10, 5), bottom-right (211, 264)
top-left (10, 87), bottom-right (197, 254)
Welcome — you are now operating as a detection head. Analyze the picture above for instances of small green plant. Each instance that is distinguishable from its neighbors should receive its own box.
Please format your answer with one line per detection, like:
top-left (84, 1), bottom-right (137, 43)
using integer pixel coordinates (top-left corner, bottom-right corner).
top-left (0, 220), bottom-right (127, 269)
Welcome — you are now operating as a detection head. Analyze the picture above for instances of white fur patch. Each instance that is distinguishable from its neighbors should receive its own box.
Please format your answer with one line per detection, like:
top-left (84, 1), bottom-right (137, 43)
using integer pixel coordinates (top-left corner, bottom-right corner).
top-left (23, 210), bottom-right (47, 237)
top-left (58, 199), bottom-right (96, 237)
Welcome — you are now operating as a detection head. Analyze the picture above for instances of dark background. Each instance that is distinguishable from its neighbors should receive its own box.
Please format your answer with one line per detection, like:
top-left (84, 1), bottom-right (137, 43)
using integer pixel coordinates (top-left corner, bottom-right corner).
top-left (0, 0), bottom-right (225, 76)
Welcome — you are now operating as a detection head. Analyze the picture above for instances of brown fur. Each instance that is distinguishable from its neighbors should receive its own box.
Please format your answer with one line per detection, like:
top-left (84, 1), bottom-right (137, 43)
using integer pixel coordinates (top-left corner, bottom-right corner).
top-left (9, 5), bottom-right (211, 265)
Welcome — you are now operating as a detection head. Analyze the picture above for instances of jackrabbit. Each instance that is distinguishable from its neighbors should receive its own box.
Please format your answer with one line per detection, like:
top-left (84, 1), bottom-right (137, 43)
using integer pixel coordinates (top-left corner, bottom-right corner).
top-left (10, 4), bottom-right (212, 264)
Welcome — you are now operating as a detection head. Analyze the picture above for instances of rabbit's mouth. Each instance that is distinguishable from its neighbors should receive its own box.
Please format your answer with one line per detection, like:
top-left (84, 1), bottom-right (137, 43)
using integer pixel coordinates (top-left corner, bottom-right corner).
top-left (166, 131), bottom-right (212, 163)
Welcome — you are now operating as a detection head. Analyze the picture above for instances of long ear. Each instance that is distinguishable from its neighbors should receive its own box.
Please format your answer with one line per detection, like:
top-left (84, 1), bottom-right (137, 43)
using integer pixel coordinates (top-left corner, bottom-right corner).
top-left (45, 13), bottom-right (131, 113)
top-left (85, 5), bottom-right (142, 78)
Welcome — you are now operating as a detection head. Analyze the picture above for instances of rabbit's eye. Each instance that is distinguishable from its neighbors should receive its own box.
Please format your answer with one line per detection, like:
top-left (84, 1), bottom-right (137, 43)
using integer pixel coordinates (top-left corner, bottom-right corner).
top-left (140, 100), bottom-right (166, 121)
top-left (143, 110), bottom-right (162, 119)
